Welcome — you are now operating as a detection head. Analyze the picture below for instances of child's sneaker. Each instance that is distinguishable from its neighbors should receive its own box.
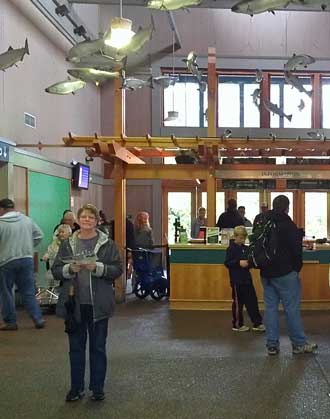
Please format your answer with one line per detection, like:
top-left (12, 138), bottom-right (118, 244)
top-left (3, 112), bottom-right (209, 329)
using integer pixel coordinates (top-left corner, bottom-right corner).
top-left (292, 342), bottom-right (318, 355)
top-left (252, 324), bottom-right (266, 332)
top-left (267, 346), bottom-right (280, 356)
top-left (232, 325), bottom-right (250, 332)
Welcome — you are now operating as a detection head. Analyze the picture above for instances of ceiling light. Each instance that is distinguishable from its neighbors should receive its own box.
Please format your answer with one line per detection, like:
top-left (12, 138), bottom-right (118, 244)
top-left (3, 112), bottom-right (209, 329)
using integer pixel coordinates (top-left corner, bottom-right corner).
top-left (164, 111), bottom-right (179, 122)
top-left (104, 0), bottom-right (135, 49)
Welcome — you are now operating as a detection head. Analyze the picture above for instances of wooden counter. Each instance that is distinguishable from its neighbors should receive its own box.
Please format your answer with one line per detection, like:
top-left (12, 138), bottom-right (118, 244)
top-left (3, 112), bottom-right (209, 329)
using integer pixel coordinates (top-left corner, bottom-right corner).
top-left (169, 244), bottom-right (330, 311)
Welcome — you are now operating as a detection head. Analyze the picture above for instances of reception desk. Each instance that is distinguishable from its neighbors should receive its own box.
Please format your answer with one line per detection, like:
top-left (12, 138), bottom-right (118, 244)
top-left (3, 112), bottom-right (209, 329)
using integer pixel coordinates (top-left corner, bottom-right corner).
top-left (169, 244), bottom-right (330, 311)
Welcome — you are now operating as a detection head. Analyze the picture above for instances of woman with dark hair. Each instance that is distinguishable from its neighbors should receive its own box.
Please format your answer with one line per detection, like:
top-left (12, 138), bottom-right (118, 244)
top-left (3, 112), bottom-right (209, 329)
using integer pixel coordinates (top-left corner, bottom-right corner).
top-left (52, 203), bottom-right (122, 402)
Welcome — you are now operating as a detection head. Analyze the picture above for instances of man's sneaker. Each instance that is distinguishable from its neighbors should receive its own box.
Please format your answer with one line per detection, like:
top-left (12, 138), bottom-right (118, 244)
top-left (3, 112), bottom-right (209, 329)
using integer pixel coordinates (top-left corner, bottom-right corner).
top-left (0, 323), bottom-right (18, 331)
top-left (267, 346), bottom-right (280, 356)
top-left (65, 389), bottom-right (85, 402)
top-left (292, 342), bottom-right (318, 355)
top-left (34, 320), bottom-right (45, 329)
top-left (232, 325), bottom-right (250, 332)
top-left (91, 391), bottom-right (105, 401)
top-left (252, 324), bottom-right (266, 332)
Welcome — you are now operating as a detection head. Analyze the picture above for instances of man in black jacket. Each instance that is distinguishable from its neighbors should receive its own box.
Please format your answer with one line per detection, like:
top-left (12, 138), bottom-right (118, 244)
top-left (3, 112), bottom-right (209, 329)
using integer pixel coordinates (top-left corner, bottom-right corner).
top-left (261, 195), bottom-right (317, 356)
top-left (216, 199), bottom-right (244, 230)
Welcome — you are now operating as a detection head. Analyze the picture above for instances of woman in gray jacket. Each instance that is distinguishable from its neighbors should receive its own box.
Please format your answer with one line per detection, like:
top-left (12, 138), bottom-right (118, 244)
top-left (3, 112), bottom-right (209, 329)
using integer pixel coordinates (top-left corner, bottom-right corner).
top-left (52, 204), bottom-right (122, 403)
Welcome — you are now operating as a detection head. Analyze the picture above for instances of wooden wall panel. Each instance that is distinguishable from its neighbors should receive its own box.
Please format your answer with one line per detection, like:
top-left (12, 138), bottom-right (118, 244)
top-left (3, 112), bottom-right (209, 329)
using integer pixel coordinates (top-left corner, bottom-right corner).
top-left (126, 185), bottom-right (153, 223)
top-left (13, 166), bottom-right (27, 214)
top-left (71, 183), bottom-right (103, 215)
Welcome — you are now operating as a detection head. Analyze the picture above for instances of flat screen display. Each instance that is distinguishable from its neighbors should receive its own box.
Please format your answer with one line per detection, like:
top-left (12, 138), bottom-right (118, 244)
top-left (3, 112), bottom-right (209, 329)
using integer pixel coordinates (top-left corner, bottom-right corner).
top-left (72, 163), bottom-right (90, 189)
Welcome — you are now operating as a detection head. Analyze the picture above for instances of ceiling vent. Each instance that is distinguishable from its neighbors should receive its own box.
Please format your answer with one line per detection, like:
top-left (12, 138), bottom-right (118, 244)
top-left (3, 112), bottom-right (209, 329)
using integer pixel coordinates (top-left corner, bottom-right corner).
top-left (24, 112), bottom-right (36, 129)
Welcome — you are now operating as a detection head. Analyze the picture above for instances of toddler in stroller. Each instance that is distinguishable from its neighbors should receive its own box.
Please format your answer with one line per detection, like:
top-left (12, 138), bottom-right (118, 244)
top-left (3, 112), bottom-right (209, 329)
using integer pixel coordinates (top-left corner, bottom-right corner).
top-left (36, 224), bottom-right (72, 312)
top-left (130, 247), bottom-right (168, 301)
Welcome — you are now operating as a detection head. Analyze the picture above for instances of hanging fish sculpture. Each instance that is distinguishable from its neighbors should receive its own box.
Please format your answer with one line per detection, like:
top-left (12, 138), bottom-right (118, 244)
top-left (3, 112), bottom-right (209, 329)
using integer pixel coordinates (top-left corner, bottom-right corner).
top-left (263, 99), bottom-right (292, 122)
top-left (67, 38), bottom-right (123, 64)
top-left (284, 71), bottom-right (313, 97)
top-left (284, 53), bottom-right (315, 72)
top-left (45, 78), bottom-right (86, 95)
top-left (256, 69), bottom-right (263, 82)
top-left (298, 99), bottom-right (305, 111)
top-left (121, 77), bottom-right (153, 91)
top-left (67, 68), bottom-right (120, 86)
top-left (0, 39), bottom-right (29, 71)
top-left (231, 0), bottom-right (291, 16)
top-left (147, 0), bottom-right (203, 11)
top-left (153, 75), bottom-right (179, 88)
top-left (183, 51), bottom-right (199, 77)
top-left (251, 88), bottom-right (261, 109)
top-left (116, 17), bottom-right (155, 58)
top-left (292, 0), bottom-right (330, 11)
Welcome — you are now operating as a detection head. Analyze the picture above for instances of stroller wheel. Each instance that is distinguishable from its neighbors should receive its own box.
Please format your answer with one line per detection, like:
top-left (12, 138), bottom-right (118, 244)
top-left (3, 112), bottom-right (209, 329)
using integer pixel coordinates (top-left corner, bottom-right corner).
top-left (150, 288), bottom-right (164, 301)
top-left (134, 281), bottom-right (149, 299)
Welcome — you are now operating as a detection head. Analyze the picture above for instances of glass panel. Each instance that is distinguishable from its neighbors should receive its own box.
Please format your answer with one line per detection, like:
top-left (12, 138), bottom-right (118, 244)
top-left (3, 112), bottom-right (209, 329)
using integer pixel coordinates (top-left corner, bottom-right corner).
top-left (244, 83), bottom-right (261, 127)
top-left (168, 192), bottom-right (191, 243)
top-left (218, 83), bottom-right (240, 127)
top-left (270, 192), bottom-right (293, 219)
top-left (163, 77), bottom-right (204, 127)
top-left (201, 192), bottom-right (225, 221)
top-left (305, 192), bottom-right (327, 239)
top-left (322, 78), bottom-right (330, 128)
top-left (270, 76), bottom-right (312, 128)
top-left (237, 192), bottom-right (260, 226)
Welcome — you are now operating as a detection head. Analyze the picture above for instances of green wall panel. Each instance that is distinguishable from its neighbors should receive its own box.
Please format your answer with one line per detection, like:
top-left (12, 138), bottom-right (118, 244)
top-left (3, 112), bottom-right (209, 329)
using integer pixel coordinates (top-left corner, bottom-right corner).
top-left (28, 171), bottom-right (70, 282)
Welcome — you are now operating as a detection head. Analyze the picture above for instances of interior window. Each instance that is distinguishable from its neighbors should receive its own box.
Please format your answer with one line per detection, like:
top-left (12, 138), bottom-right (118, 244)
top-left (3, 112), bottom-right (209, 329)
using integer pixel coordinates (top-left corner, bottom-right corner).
top-left (305, 192), bottom-right (327, 239)
top-left (168, 192), bottom-right (191, 243)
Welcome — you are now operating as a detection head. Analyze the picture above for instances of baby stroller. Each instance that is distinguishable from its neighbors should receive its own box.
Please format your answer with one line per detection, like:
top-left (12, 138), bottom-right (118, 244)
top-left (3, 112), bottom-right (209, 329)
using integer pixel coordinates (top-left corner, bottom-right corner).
top-left (35, 260), bottom-right (60, 313)
top-left (130, 248), bottom-right (168, 301)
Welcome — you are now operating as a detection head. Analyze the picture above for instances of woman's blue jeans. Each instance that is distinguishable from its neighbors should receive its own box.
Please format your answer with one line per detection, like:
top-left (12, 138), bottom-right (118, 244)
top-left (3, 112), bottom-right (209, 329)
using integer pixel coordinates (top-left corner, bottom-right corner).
top-left (261, 271), bottom-right (306, 348)
top-left (68, 304), bottom-right (109, 393)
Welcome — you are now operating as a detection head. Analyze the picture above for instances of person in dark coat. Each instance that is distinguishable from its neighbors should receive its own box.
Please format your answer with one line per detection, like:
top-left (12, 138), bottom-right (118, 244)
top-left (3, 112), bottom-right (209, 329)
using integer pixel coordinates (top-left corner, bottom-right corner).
top-left (52, 203), bottom-right (123, 402)
top-left (252, 202), bottom-right (268, 232)
top-left (225, 226), bottom-right (264, 333)
top-left (260, 195), bottom-right (317, 356)
top-left (216, 199), bottom-right (244, 230)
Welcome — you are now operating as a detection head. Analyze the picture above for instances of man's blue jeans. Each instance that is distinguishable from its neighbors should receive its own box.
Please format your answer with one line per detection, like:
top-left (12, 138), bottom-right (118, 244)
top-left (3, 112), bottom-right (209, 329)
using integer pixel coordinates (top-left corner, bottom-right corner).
top-left (0, 258), bottom-right (43, 324)
top-left (68, 304), bottom-right (109, 393)
top-left (261, 271), bottom-right (306, 348)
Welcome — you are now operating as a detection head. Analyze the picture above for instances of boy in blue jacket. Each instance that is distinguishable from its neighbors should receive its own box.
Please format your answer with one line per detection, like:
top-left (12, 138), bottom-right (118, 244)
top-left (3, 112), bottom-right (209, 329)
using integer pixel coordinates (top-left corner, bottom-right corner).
top-left (224, 226), bottom-right (265, 332)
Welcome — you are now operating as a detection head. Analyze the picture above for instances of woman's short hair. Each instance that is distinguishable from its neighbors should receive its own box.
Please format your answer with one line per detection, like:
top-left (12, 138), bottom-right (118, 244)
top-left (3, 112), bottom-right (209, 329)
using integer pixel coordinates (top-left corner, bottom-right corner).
top-left (234, 225), bottom-right (247, 238)
top-left (57, 224), bottom-right (72, 235)
top-left (77, 203), bottom-right (99, 220)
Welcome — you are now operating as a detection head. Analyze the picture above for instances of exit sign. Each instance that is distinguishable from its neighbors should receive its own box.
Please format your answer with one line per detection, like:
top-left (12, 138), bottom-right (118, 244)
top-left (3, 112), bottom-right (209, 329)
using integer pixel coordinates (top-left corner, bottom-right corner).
top-left (0, 142), bottom-right (9, 162)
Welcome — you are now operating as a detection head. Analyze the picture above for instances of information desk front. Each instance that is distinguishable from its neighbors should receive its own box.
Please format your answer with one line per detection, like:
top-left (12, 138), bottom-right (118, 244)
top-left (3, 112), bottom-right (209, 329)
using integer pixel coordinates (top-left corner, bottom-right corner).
top-left (169, 244), bottom-right (330, 311)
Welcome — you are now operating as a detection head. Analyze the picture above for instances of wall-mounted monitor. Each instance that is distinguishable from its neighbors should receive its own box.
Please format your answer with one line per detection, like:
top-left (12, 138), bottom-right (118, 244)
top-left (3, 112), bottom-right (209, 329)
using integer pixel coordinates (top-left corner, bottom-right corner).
top-left (72, 163), bottom-right (90, 190)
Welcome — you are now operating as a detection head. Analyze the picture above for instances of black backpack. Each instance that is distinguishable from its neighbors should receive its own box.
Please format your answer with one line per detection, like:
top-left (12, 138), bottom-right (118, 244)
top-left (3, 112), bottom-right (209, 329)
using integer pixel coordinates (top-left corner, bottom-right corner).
top-left (248, 218), bottom-right (279, 269)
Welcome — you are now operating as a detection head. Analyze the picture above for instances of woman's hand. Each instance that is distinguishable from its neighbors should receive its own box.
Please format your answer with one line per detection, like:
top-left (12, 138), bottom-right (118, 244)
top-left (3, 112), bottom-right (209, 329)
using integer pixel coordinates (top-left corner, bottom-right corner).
top-left (239, 260), bottom-right (249, 268)
top-left (70, 263), bottom-right (82, 273)
top-left (84, 263), bottom-right (97, 272)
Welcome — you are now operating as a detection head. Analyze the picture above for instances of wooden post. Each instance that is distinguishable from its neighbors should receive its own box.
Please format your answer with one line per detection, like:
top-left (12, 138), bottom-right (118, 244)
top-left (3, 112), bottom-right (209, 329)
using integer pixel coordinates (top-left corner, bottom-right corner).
top-left (260, 72), bottom-right (270, 128)
top-left (207, 163), bottom-right (216, 226)
top-left (312, 73), bottom-right (321, 129)
top-left (113, 78), bottom-right (126, 303)
top-left (207, 47), bottom-right (217, 137)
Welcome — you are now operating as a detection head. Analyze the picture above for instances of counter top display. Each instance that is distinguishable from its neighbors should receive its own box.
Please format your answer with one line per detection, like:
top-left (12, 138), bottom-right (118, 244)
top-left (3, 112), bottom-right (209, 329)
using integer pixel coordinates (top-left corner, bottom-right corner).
top-left (169, 245), bottom-right (330, 311)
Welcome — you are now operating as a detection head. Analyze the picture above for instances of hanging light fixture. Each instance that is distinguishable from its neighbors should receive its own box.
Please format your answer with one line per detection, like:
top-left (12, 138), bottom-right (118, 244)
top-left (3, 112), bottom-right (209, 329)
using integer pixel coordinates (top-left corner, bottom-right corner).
top-left (164, 31), bottom-right (179, 122)
top-left (105, 0), bottom-right (135, 49)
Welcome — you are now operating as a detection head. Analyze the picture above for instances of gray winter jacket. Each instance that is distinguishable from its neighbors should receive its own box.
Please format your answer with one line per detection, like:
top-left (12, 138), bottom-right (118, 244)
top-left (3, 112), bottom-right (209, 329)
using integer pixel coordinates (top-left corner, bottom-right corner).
top-left (52, 229), bottom-right (123, 322)
top-left (0, 211), bottom-right (43, 267)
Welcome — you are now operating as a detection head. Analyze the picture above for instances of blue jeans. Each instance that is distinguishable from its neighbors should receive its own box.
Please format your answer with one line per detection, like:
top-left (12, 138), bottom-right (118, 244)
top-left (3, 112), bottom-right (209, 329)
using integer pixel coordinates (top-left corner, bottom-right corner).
top-left (68, 304), bottom-right (109, 393)
top-left (261, 271), bottom-right (306, 348)
top-left (0, 258), bottom-right (43, 324)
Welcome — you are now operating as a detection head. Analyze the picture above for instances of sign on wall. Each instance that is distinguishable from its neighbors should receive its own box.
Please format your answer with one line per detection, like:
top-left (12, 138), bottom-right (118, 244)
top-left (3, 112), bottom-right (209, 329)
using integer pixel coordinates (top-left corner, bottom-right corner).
top-left (0, 142), bottom-right (9, 162)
